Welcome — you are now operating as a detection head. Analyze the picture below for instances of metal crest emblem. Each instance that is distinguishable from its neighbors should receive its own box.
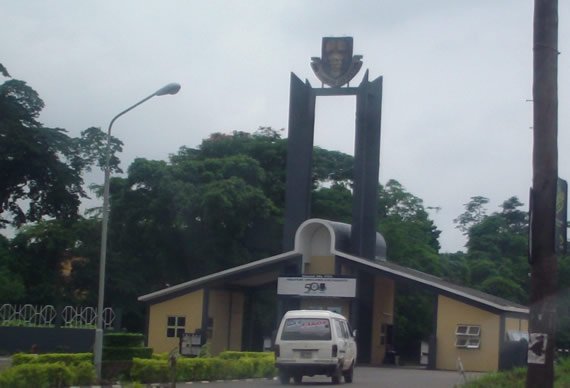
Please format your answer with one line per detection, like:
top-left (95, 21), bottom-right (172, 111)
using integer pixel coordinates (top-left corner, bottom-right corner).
top-left (311, 37), bottom-right (363, 88)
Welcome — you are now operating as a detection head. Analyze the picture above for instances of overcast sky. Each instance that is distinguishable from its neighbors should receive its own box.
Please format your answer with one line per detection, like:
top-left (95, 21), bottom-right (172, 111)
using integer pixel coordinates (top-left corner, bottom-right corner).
top-left (2, 1), bottom-right (569, 253)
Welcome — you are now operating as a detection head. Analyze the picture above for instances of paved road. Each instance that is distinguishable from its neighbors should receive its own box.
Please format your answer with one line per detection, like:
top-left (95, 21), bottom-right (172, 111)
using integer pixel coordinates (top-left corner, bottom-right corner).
top-left (174, 366), bottom-right (484, 388)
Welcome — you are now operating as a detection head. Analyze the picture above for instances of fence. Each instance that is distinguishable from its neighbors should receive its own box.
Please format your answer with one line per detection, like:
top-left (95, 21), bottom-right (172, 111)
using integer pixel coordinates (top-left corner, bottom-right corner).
top-left (0, 303), bottom-right (115, 328)
top-left (0, 304), bottom-right (120, 354)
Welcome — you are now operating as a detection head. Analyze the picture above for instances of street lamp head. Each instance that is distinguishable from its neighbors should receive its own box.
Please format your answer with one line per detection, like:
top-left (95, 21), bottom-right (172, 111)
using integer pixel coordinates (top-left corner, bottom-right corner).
top-left (154, 82), bottom-right (181, 96)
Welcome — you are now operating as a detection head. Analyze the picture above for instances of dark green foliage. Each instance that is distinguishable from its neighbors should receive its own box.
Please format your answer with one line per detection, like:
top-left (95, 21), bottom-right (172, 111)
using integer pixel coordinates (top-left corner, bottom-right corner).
top-left (11, 352), bottom-right (92, 366)
top-left (130, 353), bottom-right (276, 383)
top-left (103, 333), bottom-right (145, 348)
top-left (454, 196), bottom-right (490, 235)
top-left (463, 367), bottom-right (526, 388)
top-left (451, 196), bottom-right (529, 305)
top-left (129, 358), bottom-right (169, 383)
top-left (103, 332), bottom-right (152, 361)
top-left (480, 276), bottom-right (526, 303)
top-left (0, 234), bottom-right (24, 302)
top-left (6, 218), bottom-right (100, 305)
top-left (312, 184), bottom-right (353, 223)
top-left (0, 65), bottom-right (122, 227)
top-left (217, 351), bottom-right (274, 360)
top-left (0, 361), bottom-right (95, 387)
top-left (462, 358), bottom-right (570, 387)
top-left (439, 252), bottom-right (470, 284)
top-left (70, 362), bottom-right (96, 385)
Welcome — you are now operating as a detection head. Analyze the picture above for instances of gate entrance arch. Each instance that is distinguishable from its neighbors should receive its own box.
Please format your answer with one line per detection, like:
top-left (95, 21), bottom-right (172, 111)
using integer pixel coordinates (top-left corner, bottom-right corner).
top-left (280, 38), bottom-right (383, 362)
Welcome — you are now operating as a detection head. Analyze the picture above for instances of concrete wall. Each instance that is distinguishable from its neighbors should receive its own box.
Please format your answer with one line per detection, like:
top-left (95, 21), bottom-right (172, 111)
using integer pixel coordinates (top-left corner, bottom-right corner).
top-left (0, 327), bottom-right (94, 354)
top-left (208, 289), bottom-right (244, 355)
top-left (436, 295), bottom-right (500, 372)
top-left (370, 276), bottom-right (395, 365)
top-left (147, 289), bottom-right (204, 353)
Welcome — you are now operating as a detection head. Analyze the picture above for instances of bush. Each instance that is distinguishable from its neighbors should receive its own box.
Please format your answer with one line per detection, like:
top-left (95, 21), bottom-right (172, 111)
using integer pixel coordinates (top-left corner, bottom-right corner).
top-left (72, 362), bottom-right (96, 385)
top-left (130, 358), bottom-right (169, 384)
top-left (218, 351), bottom-right (274, 360)
top-left (152, 352), bottom-right (169, 360)
top-left (104, 333), bottom-right (145, 348)
top-left (0, 362), bottom-right (74, 388)
top-left (130, 353), bottom-right (277, 383)
top-left (11, 352), bottom-right (92, 366)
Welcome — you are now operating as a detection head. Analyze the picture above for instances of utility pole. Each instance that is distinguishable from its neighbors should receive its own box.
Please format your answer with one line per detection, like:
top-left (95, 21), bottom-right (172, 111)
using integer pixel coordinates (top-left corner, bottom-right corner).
top-left (527, 0), bottom-right (558, 387)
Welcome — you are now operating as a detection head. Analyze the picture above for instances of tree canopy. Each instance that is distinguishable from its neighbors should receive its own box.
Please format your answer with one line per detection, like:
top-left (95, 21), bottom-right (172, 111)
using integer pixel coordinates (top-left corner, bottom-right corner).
top-left (0, 64), bottom-right (122, 227)
top-left (452, 196), bottom-right (529, 304)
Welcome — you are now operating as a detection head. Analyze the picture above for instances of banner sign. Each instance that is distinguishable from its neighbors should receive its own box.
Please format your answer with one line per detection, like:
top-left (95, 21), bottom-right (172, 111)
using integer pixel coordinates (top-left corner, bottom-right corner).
top-left (277, 276), bottom-right (356, 297)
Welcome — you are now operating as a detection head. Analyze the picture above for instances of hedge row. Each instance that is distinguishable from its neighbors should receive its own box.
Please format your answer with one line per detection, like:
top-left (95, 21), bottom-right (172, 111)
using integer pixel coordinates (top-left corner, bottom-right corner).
top-left (130, 354), bottom-right (276, 383)
top-left (104, 333), bottom-right (145, 347)
top-left (218, 351), bottom-right (274, 360)
top-left (11, 352), bottom-right (92, 366)
top-left (0, 361), bottom-right (95, 387)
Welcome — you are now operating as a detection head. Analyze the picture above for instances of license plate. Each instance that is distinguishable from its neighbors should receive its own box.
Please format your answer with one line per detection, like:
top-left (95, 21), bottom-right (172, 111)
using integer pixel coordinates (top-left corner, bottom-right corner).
top-left (300, 350), bottom-right (312, 359)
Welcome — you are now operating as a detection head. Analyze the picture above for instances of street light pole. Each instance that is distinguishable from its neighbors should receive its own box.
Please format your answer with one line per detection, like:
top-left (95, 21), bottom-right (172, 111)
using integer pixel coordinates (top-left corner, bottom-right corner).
top-left (94, 82), bottom-right (181, 381)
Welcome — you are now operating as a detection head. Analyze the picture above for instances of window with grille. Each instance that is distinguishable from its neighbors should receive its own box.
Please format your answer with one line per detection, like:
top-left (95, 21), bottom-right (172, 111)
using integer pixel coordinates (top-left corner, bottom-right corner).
top-left (166, 316), bottom-right (186, 338)
top-left (455, 324), bottom-right (481, 349)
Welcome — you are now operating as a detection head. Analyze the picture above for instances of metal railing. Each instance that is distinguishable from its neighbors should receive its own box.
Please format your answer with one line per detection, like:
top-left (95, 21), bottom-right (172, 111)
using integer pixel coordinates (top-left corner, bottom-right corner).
top-left (0, 303), bottom-right (115, 328)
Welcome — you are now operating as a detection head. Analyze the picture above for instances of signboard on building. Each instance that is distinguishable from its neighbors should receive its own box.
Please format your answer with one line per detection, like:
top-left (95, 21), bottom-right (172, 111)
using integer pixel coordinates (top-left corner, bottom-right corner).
top-left (277, 276), bottom-right (356, 297)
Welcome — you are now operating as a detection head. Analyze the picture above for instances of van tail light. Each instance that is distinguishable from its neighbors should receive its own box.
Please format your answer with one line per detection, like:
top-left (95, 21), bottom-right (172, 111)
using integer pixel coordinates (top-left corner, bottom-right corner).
top-left (274, 344), bottom-right (280, 358)
top-left (332, 344), bottom-right (338, 357)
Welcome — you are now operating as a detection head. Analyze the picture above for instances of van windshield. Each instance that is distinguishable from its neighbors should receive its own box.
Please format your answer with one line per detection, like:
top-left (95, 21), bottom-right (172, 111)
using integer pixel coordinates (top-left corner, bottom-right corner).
top-left (281, 318), bottom-right (332, 340)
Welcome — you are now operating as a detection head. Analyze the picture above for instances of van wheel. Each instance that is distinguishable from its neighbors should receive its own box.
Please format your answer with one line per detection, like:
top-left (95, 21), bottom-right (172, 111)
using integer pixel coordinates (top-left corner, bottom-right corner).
top-left (279, 371), bottom-right (290, 384)
top-left (293, 374), bottom-right (302, 384)
top-left (331, 367), bottom-right (342, 384)
top-left (343, 363), bottom-right (354, 383)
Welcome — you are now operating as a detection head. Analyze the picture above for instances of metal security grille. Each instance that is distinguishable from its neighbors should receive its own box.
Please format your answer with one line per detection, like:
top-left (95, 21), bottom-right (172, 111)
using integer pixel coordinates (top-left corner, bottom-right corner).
top-left (0, 304), bottom-right (115, 328)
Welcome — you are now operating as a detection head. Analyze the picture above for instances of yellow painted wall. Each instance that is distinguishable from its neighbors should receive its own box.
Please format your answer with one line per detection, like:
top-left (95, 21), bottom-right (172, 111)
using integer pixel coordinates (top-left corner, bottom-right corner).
top-left (304, 255), bottom-right (335, 275)
top-left (147, 290), bottom-right (204, 353)
top-left (340, 263), bottom-right (355, 276)
top-left (436, 295), bottom-right (500, 372)
top-left (208, 290), bottom-right (244, 355)
top-left (370, 276), bottom-right (395, 365)
top-left (505, 317), bottom-right (528, 333)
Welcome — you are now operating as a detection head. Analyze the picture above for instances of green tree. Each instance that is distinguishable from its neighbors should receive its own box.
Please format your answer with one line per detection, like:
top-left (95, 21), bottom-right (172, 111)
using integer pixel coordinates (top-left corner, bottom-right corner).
top-left (378, 180), bottom-right (441, 273)
top-left (440, 252), bottom-right (470, 285)
top-left (0, 234), bottom-right (25, 302)
top-left (454, 196), bottom-right (529, 304)
top-left (0, 65), bottom-right (122, 227)
top-left (8, 219), bottom-right (99, 305)
top-left (311, 183), bottom-right (353, 223)
top-left (454, 196), bottom-right (490, 235)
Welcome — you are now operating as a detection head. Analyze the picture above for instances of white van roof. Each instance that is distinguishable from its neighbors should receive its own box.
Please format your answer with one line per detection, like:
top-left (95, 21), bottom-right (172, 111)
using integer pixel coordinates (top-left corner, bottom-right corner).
top-left (282, 310), bottom-right (347, 320)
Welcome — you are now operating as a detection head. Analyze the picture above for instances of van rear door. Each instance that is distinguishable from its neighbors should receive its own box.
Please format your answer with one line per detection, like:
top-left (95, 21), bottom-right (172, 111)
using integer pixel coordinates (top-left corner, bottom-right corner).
top-left (279, 317), bottom-right (333, 361)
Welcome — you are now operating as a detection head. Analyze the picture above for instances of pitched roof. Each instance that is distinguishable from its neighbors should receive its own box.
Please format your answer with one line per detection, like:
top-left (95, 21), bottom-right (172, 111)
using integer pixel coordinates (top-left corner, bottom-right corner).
top-left (334, 251), bottom-right (528, 314)
top-left (138, 246), bottom-right (528, 315)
